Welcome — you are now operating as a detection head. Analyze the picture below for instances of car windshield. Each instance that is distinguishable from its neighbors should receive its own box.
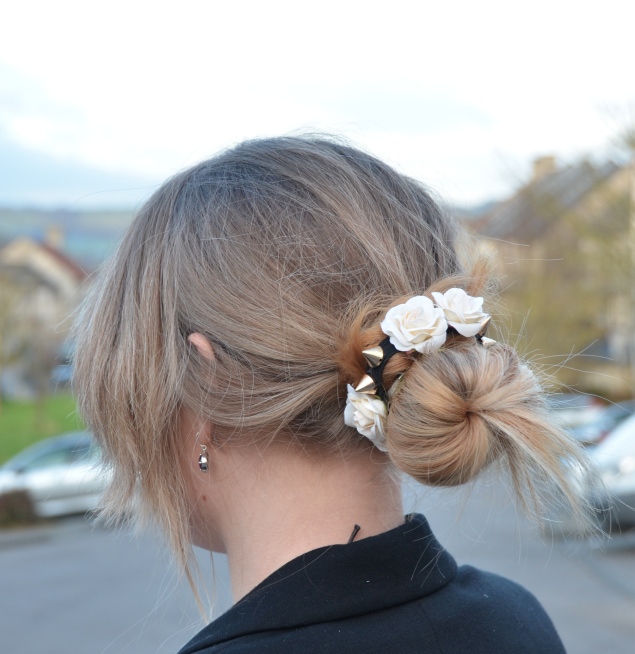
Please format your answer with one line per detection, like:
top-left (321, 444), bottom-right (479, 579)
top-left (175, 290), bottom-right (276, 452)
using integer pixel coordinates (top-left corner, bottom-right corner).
top-left (592, 414), bottom-right (635, 466)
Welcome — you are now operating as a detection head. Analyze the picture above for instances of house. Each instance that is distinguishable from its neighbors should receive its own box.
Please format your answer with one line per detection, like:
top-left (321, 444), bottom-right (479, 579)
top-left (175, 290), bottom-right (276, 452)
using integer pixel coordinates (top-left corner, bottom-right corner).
top-left (0, 229), bottom-right (88, 399)
top-left (471, 156), bottom-right (635, 396)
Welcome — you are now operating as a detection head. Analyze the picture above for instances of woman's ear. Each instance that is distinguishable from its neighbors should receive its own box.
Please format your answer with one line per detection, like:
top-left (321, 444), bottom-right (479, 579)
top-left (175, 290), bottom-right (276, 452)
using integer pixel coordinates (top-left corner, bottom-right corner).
top-left (188, 333), bottom-right (216, 361)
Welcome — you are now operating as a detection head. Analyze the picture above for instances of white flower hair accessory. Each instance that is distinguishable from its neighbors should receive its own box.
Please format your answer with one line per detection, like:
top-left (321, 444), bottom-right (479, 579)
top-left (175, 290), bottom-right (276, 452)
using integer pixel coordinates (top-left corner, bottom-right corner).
top-left (344, 288), bottom-right (493, 449)
top-left (380, 295), bottom-right (447, 353)
top-left (344, 384), bottom-right (388, 452)
top-left (431, 288), bottom-right (490, 338)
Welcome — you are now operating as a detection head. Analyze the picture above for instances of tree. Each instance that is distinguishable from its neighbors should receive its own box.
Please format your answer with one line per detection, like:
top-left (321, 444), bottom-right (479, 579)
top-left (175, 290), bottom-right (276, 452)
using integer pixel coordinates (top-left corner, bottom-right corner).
top-left (479, 151), bottom-right (635, 397)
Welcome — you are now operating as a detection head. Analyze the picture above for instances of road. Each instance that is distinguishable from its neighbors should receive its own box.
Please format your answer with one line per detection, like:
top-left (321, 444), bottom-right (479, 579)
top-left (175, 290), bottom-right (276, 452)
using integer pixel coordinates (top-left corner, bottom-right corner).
top-left (1, 476), bottom-right (634, 653)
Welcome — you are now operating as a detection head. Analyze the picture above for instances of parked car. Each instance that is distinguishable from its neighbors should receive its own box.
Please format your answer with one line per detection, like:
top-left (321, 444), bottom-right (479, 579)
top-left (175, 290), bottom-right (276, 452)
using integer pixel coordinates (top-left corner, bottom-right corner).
top-left (568, 401), bottom-right (635, 446)
top-left (546, 393), bottom-right (604, 432)
top-left (588, 413), bottom-right (635, 532)
top-left (0, 432), bottom-right (107, 518)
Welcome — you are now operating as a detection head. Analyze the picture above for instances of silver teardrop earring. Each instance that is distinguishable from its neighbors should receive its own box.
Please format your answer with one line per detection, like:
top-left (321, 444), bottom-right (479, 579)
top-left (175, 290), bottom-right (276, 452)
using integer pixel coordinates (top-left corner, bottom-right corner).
top-left (196, 432), bottom-right (209, 472)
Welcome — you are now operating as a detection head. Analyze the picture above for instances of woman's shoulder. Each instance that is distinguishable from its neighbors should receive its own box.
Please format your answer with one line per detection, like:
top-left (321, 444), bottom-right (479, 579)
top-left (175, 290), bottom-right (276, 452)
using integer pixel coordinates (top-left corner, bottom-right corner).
top-left (180, 567), bottom-right (565, 654)
top-left (179, 516), bottom-right (564, 653)
top-left (417, 564), bottom-right (565, 653)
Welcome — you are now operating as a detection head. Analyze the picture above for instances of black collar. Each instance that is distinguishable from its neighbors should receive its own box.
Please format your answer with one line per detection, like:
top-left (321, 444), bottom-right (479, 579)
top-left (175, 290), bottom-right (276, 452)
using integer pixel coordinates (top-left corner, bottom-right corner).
top-left (179, 514), bottom-right (457, 653)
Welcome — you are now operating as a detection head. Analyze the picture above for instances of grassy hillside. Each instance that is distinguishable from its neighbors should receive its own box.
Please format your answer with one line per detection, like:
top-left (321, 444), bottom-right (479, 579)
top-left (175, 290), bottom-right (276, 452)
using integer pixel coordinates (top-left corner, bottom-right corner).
top-left (0, 394), bottom-right (84, 464)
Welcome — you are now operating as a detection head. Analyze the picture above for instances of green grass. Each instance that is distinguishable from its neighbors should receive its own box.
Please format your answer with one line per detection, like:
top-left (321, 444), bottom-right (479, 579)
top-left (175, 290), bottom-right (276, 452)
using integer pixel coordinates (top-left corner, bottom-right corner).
top-left (0, 394), bottom-right (84, 464)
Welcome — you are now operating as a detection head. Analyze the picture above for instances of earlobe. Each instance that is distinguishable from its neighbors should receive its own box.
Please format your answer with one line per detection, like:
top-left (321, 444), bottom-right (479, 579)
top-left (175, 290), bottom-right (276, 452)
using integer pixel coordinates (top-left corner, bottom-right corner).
top-left (188, 333), bottom-right (216, 361)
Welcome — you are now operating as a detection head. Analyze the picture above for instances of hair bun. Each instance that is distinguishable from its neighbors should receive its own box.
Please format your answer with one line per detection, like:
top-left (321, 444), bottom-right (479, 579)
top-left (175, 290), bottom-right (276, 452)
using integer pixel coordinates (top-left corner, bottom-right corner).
top-left (386, 341), bottom-right (542, 487)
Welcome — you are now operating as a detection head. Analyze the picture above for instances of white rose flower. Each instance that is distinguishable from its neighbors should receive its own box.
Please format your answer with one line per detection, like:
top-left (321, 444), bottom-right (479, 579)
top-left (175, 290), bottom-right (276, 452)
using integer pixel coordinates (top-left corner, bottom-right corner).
top-left (431, 288), bottom-right (489, 337)
top-left (380, 296), bottom-right (448, 353)
top-left (344, 384), bottom-right (388, 452)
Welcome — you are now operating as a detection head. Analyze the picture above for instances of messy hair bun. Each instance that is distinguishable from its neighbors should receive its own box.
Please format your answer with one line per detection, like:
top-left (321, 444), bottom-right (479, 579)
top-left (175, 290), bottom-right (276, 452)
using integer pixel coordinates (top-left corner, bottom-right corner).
top-left (386, 342), bottom-right (539, 487)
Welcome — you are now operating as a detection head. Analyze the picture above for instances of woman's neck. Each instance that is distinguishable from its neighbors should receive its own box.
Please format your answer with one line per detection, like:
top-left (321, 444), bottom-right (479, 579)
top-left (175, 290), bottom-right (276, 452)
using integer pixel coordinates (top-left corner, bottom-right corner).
top-left (205, 446), bottom-right (404, 602)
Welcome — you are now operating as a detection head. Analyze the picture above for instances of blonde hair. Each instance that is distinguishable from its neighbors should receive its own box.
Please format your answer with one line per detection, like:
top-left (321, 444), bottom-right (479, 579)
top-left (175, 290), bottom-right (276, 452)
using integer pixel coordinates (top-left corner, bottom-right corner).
top-left (73, 135), bottom-right (592, 577)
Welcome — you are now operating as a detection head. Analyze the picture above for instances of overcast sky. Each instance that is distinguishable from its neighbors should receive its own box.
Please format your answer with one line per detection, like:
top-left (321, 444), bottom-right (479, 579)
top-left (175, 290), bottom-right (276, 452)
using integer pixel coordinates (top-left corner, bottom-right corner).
top-left (1, 1), bottom-right (633, 209)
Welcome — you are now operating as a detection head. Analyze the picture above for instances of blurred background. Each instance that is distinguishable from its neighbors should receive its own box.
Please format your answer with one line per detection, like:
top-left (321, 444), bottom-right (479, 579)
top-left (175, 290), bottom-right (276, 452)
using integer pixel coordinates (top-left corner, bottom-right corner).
top-left (1, 1), bottom-right (634, 652)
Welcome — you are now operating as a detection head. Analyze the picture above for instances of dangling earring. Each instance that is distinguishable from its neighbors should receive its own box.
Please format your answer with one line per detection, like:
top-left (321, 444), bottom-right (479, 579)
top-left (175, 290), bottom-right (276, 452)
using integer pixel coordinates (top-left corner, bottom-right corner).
top-left (196, 432), bottom-right (209, 472)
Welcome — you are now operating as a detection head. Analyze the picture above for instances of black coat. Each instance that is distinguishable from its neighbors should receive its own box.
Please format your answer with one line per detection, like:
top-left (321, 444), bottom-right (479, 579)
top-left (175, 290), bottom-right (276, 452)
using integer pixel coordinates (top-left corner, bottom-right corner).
top-left (178, 514), bottom-right (565, 653)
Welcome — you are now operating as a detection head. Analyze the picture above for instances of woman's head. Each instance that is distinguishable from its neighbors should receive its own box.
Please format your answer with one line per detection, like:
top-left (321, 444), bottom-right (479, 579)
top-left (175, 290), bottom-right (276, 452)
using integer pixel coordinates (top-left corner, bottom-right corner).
top-left (73, 135), bottom-right (590, 569)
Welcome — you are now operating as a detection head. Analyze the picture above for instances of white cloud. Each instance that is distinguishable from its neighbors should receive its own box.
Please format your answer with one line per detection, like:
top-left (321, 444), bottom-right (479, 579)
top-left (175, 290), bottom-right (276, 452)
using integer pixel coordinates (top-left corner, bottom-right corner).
top-left (1, 0), bottom-right (633, 205)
